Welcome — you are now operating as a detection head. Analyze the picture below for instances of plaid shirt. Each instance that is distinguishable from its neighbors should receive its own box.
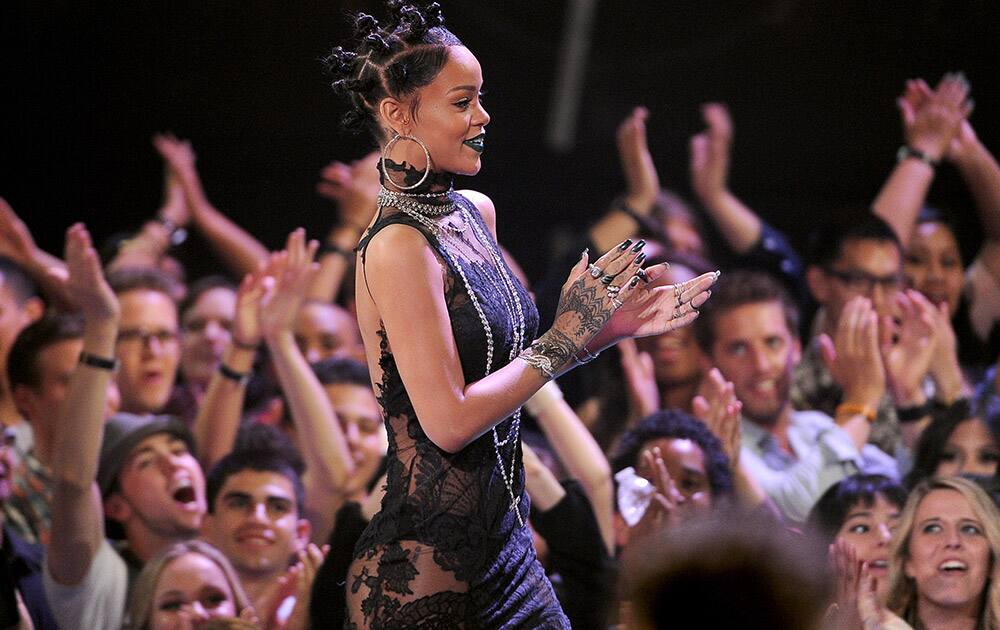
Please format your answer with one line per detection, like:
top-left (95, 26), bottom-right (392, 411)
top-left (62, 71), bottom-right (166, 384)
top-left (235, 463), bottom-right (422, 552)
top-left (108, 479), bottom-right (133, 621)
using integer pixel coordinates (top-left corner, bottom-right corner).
top-left (791, 338), bottom-right (900, 456)
top-left (3, 444), bottom-right (53, 546)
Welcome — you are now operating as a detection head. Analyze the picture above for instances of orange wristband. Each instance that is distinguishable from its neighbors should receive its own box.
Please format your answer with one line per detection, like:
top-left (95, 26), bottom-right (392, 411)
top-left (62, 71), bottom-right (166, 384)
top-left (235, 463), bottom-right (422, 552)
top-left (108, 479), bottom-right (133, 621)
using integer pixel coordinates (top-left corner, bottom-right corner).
top-left (835, 403), bottom-right (877, 423)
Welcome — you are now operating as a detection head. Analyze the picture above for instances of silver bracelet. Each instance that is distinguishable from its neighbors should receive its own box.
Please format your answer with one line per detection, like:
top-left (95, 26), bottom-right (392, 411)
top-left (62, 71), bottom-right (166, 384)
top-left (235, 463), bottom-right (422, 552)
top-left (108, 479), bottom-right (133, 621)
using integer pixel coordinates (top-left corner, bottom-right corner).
top-left (573, 345), bottom-right (600, 365)
top-left (520, 349), bottom-right (556, 379)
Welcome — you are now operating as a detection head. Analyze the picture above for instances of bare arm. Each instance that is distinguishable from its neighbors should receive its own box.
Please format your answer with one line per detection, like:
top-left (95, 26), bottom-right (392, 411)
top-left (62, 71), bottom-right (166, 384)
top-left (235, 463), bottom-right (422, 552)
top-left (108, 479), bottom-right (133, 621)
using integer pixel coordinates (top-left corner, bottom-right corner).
top-left (154, 134), bottom-right (269, 277)
top-left (260, 230), bottom-right (355, 538)
top-left (524, 381), bottom-right (615, 553)
top-left (308, 152), bottom-right (380, 302)
top-left (47, 224), bottom-right (120, 585)
top-left (589, 107), bottom-right (662, 252)
top-left (0, 198), bottom-right (71, 308)
top-left (948, 119), bottom-right (1000, 287)
top-left (192, 269), bottom-right (266, 469)
top-left (872, 75), bottom-right (971, 246)
top-left (689, 103), bottom-right (762, 253)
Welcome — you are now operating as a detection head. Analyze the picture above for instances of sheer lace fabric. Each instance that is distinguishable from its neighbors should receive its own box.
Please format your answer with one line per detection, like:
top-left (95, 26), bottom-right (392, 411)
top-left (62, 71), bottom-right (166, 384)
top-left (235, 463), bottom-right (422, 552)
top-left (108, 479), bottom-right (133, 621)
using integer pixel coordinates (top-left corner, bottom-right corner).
top-left (348, 193), bottom-right (568, 628)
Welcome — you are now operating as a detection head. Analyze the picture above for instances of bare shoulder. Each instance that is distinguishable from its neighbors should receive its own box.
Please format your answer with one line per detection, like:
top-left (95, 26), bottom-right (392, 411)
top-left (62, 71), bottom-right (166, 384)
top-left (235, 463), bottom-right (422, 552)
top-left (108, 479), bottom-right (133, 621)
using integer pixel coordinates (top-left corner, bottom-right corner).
top-left (457, 189), bottom-right (497, 238)
top-left (363, 221), bottom-right (438, 275)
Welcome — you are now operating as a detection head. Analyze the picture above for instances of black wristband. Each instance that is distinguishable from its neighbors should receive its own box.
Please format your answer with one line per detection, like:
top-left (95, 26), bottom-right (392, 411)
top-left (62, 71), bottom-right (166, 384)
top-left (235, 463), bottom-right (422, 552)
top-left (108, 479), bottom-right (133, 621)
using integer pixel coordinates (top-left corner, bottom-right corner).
top-left (218, 363), bottom-right (251, 386)
top-left (79, 351), bottom-right (119, 371)
top-left (896, 145), bottom-right (940, 169)
top-left (897, 400), bottom-right (933, 424)
top-left (317, 242), bottom-right (354, 260)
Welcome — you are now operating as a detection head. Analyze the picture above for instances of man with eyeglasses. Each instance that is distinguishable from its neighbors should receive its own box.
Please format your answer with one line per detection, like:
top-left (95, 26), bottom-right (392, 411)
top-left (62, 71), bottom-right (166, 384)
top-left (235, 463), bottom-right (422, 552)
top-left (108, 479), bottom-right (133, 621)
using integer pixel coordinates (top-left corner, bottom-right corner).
top-left (106, 268), bottom-right (182, 415)
top-left (796, 213), bottom-right (906, 455)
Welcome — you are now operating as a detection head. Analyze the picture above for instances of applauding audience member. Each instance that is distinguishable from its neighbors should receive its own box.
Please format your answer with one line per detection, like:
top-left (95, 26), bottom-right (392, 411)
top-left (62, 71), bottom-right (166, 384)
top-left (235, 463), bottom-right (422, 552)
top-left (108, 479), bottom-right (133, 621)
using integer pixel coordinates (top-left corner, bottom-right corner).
top-left (696, 270), bottom-right (895, 524)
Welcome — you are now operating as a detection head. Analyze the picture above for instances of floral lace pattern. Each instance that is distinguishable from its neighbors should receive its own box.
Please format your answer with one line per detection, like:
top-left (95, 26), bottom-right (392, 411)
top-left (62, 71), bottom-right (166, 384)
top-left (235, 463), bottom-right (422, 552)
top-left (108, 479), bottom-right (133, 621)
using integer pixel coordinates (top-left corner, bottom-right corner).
top-left (349, 195), bottom-right (568, 628)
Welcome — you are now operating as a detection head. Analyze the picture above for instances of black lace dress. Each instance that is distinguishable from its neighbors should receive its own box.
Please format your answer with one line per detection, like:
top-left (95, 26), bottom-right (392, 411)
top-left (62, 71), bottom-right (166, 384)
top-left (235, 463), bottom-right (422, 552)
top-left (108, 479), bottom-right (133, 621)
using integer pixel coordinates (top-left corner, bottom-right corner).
top-left (347, 191), bottom-right (570, 629)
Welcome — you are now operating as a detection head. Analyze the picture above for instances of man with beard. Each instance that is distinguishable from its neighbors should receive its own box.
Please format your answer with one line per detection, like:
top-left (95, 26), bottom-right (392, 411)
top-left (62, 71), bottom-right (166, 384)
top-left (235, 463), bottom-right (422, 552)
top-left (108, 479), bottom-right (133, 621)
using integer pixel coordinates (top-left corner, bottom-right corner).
top-left (695, 270), bottom-right (895, 524)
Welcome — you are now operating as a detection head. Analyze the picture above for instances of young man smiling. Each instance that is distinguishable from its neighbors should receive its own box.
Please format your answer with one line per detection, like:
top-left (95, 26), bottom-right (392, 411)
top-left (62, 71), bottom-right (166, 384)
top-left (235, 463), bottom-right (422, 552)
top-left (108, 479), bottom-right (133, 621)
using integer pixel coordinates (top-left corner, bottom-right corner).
top-left (695, 270), bottom-right (896, 524)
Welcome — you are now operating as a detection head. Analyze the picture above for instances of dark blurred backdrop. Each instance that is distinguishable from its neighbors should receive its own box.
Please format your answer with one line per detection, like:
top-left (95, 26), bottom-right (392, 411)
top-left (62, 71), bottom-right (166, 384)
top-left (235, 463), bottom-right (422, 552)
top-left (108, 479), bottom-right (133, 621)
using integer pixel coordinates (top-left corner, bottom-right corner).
top-left (3, 1), bottom-right (999, 283)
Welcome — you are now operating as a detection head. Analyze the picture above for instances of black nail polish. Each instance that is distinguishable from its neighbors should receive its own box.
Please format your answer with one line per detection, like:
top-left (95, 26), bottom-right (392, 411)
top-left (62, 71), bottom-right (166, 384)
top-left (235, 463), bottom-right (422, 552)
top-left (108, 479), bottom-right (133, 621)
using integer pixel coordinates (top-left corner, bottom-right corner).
top-left (631, 239), bottom-right (646, 252)
top-left (630, 276), bottom-right (640, 287)
top-left (619, 239), bottom-right (633, 251)
top-left (634, 252), bottom-right (646, 266)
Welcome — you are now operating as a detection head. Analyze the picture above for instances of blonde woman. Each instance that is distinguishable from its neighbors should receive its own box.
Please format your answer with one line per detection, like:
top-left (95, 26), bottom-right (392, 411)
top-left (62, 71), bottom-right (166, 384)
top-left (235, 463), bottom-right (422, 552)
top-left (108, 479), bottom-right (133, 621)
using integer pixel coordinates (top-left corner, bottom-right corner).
top-left (126, 540), bottom-right (253, 629)
top-left (880, 477), bottom-right (1000, 629)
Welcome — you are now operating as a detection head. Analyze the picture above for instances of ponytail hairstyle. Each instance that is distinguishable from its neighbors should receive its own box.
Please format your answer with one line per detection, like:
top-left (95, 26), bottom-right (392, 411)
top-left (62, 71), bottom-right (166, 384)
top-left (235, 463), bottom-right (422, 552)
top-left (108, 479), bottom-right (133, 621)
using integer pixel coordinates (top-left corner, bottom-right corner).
top-left (325, 2), bottom-right (462, 141)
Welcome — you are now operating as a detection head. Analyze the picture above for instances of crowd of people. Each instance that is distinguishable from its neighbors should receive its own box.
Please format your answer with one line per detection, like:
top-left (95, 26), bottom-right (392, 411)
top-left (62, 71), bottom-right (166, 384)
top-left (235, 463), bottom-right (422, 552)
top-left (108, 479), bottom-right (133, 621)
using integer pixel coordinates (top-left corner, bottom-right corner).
top-left (2, 5), bottom-right (1000, 629)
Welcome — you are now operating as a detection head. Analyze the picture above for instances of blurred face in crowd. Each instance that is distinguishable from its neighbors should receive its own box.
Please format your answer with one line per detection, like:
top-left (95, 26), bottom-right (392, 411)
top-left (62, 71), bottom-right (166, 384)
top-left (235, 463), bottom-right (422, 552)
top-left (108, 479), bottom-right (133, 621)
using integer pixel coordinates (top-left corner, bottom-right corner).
top-left (836, 493), bottom-right (901, 598)
top-left (206, 470), bottom-right (309, 579)
top-left (904, 489), bottom-right (992, 616)
top-left (12, 338), bottom-right (120, 453)
top-left (294, 301), bottom-right (364, 364)
top-left (636, 264), bottom-right (706, 388)
top-left (663, 217), bottom-right (704, 258)
top-left (116, 289), bottom-right (180, 413)
top-left (0, 277), bottom-right (42, 375)
top-left (324, 382), bottom-right (386, 496)
top-left (936, 419), bottom-right (999, 479)
top-left (905, 222), bottom-right (964, 317)
top-left (108, 433), bottom-right (206, 539)
top-left (638, 437), bottom-right (713, 517)
top-left (813, 238), bottom-right (902, 325)
top-left (710, 301), bottom-right (800, 427)
top-left (149, 552), bottom-right (239, 629)
top-left (180, 287), bottom-right (236, 388)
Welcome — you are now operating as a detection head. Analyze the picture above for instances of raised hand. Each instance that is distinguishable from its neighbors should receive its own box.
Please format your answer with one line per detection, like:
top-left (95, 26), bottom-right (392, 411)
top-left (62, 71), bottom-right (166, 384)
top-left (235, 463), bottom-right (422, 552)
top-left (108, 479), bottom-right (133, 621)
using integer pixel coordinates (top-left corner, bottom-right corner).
top-left (258, 229), bottom-right (319, 340)
top-left (64, 223), bottom-right (119, 322)
top-left (602, 263), bottom-right (718, 342)
top-left (253, 543), bottom-right (329, 630)
top-left (692, 367), bottom-right (742, 466)
top-left (159, 171), bottom-right (191, 228)
top-left (618, 338), bottom-right (660, 420)
top-left (0, 197), bottom-right (42, 266)
top-left (317, 151), bottom-right (380, 230)
top-left (819, 297), bottom-right (886, 409)
top-left (232, 263), bottom-right (272, 350)
top-left (926, 300), bottom-right (967, 402)
top-left (616, 106), bottom-right (660, 213)
top-left (856, 563), bottom-right (910, 630)
top-left (630, 446), bottom-right (684, 541)
top-left (826, 539), bottom-right (863, 630)
top-left (898, 73), bottom-right (972, 162)
top-left (880, 290), bottom-right (937, 406)
top-left (689, 102), bottom-right (733, 206)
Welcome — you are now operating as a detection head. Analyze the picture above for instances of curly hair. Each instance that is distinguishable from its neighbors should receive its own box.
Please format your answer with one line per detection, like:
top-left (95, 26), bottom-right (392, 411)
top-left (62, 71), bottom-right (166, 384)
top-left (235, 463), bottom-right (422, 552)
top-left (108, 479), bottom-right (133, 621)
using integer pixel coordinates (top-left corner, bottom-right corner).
top-left (325, 2), bottom-right (462, 140)
top-left (611, 409), bottom-right (734, 500)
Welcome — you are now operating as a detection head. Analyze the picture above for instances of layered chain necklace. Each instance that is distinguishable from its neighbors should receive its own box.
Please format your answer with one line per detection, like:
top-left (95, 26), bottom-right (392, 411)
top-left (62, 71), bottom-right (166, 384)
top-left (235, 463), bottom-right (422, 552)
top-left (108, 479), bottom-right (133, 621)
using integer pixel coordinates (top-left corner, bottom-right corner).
top-left (377, 185), bottom-right (527, 527)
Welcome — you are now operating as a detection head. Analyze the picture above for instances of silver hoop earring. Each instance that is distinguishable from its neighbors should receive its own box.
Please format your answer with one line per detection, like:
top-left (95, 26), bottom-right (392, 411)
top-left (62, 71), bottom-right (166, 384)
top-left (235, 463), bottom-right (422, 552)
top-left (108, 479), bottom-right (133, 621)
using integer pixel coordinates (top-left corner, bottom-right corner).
top-left (380, 133), bottom-right (432, 190)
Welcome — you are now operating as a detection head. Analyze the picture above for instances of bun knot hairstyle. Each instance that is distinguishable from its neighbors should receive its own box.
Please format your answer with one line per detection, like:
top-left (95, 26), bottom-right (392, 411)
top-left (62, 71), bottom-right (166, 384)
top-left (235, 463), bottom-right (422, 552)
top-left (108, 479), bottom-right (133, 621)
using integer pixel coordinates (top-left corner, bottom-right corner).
top-left (324, 2), bottom-right (462, 140)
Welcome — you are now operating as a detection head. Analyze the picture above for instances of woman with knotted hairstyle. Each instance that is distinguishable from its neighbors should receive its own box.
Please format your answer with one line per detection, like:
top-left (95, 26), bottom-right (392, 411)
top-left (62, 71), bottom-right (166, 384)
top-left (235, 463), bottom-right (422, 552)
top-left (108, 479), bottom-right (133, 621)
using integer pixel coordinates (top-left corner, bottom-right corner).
top-left (325, 2), bottom-right (718, 626)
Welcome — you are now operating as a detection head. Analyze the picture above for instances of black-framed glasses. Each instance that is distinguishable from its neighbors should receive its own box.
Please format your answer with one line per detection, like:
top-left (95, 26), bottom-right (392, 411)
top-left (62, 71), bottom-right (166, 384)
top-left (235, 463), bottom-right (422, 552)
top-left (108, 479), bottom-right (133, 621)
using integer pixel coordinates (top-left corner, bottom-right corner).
top-left (823, 267), bottom-right (902, 294)
top-left (116, 328), bottom-right (180, 347)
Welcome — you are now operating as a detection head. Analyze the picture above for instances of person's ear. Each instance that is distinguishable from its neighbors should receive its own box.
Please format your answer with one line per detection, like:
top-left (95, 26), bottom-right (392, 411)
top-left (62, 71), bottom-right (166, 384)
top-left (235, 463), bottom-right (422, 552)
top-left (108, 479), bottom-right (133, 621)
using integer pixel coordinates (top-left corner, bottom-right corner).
top-left (104, 493), bottom-right (131, 524)
top-left (378, 97), bottom-right (410, 136)
top-left (11, 384), bottom-right (36, 420)
top-left (806, 266), bottom-right (829, 304)
top-left (295, 518), bottom-right (312, 548)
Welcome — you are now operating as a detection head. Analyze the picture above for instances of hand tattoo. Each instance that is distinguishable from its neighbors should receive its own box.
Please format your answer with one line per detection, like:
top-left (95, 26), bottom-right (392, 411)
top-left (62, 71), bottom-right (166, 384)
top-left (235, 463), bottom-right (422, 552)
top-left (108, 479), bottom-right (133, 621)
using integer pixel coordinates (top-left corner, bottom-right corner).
top-left (554, 277), bottom-right (616, 337)
top-left (520, 328), bottom-right (578, 378)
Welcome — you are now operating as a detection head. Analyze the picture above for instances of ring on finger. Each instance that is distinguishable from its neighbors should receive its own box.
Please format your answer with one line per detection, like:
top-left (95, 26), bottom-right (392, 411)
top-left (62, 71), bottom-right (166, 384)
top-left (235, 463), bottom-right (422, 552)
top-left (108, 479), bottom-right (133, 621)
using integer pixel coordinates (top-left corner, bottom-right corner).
top-left (601, 274), bottom-right (616, 285)
top-left (611, 297), bottom-right (624, 309)
top-left (588, 264), bottom-right (603, 279)
top-left (636, 268), bottom-right (649, 283)
top-left (606, 284), bottom-right (621, 297)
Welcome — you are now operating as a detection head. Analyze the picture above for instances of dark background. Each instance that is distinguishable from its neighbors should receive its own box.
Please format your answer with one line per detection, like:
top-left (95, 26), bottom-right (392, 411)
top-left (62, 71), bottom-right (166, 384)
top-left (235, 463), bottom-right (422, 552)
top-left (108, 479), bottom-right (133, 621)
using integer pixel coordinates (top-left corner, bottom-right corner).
top-left (3, 1), bottom-right (998, 283)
